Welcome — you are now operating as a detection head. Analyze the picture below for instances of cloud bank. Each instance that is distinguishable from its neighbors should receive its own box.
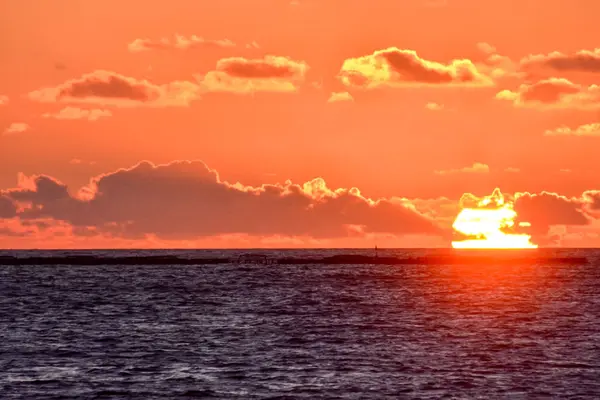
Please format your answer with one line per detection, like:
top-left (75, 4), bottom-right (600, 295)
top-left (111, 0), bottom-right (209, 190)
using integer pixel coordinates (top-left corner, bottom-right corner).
top-left (0, 160), bottom-right (443, 241)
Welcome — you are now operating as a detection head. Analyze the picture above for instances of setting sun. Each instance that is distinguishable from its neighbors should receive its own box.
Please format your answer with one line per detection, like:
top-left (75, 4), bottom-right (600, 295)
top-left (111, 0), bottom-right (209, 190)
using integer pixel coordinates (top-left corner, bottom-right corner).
top-left (452, 188), bottom-right (537, 249)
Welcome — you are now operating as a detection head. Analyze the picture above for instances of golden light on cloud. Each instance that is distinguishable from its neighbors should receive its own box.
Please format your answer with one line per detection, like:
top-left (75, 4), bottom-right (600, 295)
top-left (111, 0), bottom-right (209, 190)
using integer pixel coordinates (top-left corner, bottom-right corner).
top-left (452, 188), bottom-right (537, 249)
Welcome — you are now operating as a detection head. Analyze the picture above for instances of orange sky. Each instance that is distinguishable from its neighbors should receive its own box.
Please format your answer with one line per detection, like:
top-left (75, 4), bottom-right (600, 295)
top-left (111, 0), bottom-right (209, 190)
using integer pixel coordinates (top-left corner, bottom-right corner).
top-left (1, 0), bottom-right (600, 248)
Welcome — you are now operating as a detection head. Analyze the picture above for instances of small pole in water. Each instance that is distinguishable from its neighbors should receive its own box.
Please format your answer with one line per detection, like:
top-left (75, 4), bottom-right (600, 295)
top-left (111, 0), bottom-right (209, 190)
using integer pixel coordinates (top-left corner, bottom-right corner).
top-left (375, 244), bottom-right (378, 258)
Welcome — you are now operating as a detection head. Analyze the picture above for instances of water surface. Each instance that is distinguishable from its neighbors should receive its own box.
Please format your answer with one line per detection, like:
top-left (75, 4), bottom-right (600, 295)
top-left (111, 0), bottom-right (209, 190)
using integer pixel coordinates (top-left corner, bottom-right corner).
top-left (1, 249), bottom-right (599, 398)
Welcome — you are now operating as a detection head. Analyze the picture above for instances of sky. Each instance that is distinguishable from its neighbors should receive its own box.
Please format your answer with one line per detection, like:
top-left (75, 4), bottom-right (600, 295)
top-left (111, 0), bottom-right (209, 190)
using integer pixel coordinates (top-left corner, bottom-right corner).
top-left (1, 0), bottom-right (600, 249)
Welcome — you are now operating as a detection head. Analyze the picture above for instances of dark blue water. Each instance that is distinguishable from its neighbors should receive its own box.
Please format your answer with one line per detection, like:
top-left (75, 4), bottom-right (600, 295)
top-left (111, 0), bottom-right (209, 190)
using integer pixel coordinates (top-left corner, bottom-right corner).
top-left (1, 249), bottom-right (599, 399)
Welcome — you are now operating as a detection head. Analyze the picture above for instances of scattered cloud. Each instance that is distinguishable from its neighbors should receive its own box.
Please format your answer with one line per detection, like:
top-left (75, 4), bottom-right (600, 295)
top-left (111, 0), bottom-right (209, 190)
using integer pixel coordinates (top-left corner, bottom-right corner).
top-left (520, 48), bottom-right (600, 74)
top-left (200, 55), bottom-right (309, 93)
top-left (128, 35), bottom-right (236, 52)
top-left (505, 167), bottom-right (520, 173)
top-left (3, 123), bottom-right (30, 135)
top-left (338, 47), bottom-right (493, 89)
top-left (476, 42), bottom-right (497, 55)
top-left (42, 107), bottom-right (113, 121)
top-left (28, 70), bottom-right (201, 108)
top-left (328, 91), bottom-right (353, 103)
top-left (544, 123), bottom-right (600, 137)
top-left (475, 43), bottom-right (519, 79)
top-left (69, 159), bottom-right (97, 166)
top-left (496, 78), bottom-right (600, 110)
top-left (425, 102), bottom-right (444, 111)
top-left (435, 162), bottom-right (489, 175)
top-left (0, 95), bottom-right (8, 105)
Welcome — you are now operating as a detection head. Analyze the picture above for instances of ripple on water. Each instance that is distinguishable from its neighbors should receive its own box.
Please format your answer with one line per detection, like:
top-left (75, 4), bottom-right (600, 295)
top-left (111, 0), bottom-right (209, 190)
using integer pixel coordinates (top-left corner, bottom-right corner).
top-left (1, 248), bottom-right (599, 399)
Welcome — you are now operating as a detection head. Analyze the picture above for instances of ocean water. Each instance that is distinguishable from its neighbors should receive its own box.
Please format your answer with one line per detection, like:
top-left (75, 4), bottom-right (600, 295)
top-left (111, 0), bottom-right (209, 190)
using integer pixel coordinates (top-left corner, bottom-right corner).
top-left (1, 248), bottom-right (599, 399)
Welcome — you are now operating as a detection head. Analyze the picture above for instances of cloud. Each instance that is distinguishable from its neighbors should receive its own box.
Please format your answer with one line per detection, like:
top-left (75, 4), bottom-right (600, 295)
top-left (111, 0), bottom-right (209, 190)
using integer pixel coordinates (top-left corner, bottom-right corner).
top-left (0, 217), bottom-right (446, 249)
top-left (496, 78), bottom-right (600, 110)
top-left (3, 123), bottom-right (30, 135)
top-left (0, 95), bottom-right (8, 105)
top-left (408, 188), bottom-right (600, 247)
top-left (338, 47), bottom-right (493, 89)
top-left (514, 191), bottom-right (590, 243)
top-left (474, 43), bottom-right (520, 79)
top-left (410, 196), bottom-right (458, 225)
top-left (582, 190), bottom-right (600, 212)
top-left (200, 55), bottom-right (309, 93)
top-left (28, 59), bottom-right (309, 107)
top-left (425, 102), bottom-right (444, 111)
top-left (406, 187), bottom-right (600, 246)
top-left (476, 42), bottom-right (497, 55)
top-left (544, 123), bottom-right (600, 137)
top-left (445, 188), bottom-right (599, 246)
top-left (128, 35), bottom-right (237, 52)
top-left (505, 167), bottom-right (520, 173)
top-left (28, 70), bottom-right (201, 107)
top-left (1, 160), bottom-right (443, 240)
top-left (69, 159), bottom-right (96, 166)
top-left (4, 167), bottom-right (600, 247)
top-left (515, 192), bottom-right (589, 226)
top-left (42, 106), bottom-right (112, 121)
top-left (328, 91), bottom-right (353, 103)
top-left (0, 219), bottom-right (38, 238)
top-left (0, 196), bottom-right (17, 218)
top-left (520, 48), bottom-right (600, 74)
top-left (435, 163), bottom-right (489, 175)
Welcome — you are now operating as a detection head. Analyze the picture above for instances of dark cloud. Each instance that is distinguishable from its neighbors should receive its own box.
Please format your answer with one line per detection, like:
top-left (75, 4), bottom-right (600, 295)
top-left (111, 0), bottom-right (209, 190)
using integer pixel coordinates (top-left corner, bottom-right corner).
top-left (583, 190), bottom-right (600, 211)
top-left (521, 49), bottom-right (600, 73)
top-left (58, 73), bottom-right (157, 101)
top-left (496, 78), bottom-right (600, 109)
top-left (201, 56), bottom-right (309, 93)
top-left (382, 50), bottom-right (470, 84)
top-left (0, 196), bottom-right (17, 218)
top-left (519, 78), bottom-right (580, 103)
top-left (338, 47), bottom-right (492, 88)
top-left (217, 58), bottom-right (300, 79)
top-left (28, 70), bottom-right (200, 107)
top-left (2, 160), bottom-right (442, 240)
top-left (514, 192), bottom-right (589, 244)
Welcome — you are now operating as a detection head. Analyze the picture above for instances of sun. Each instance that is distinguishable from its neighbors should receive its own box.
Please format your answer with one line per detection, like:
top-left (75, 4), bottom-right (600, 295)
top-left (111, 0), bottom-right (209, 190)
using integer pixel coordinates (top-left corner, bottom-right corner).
top-left (452, 188), bottom-right (537, 249)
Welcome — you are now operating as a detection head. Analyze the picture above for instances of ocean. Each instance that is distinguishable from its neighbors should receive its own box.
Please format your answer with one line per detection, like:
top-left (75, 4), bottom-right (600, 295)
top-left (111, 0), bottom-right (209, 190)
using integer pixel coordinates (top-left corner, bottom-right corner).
top-left (1, 248), bottom-right (599, 399)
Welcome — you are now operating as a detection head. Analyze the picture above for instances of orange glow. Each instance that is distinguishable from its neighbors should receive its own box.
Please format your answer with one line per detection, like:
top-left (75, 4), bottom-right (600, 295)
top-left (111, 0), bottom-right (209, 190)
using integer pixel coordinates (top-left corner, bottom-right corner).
top-left (452, 188), bottom-right (537, 249)
top-left (2, 1), bottom-right (600, 248)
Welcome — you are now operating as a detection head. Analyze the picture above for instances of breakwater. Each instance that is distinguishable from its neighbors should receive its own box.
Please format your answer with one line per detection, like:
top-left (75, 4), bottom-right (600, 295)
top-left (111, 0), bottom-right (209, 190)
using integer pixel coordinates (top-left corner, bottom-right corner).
top-left (0, 254), bottom-right (587, 266)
